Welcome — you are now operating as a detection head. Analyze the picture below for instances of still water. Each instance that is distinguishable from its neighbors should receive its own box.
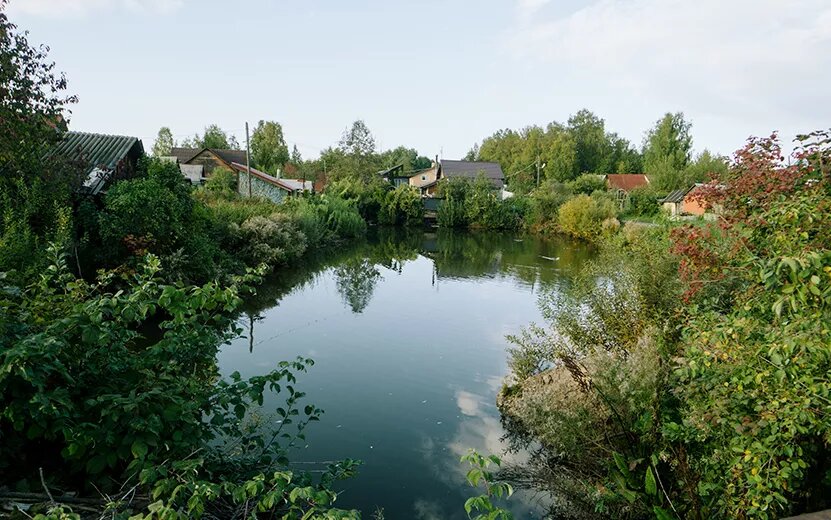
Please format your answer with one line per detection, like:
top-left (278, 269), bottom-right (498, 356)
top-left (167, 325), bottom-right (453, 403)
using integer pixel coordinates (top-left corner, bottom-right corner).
top-left (217, 228), bottom-right (593, 518)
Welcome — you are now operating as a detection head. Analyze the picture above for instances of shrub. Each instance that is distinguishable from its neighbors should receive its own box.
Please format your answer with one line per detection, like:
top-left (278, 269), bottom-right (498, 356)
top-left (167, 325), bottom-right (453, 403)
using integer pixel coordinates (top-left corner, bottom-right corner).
top-left (556, 194), bottom-right (617, 240)
top-left (497, 195), bottom-right (530, 229)
top-left (567, 174), bottom-right (606, 195)
top-left (379, 185), bottom-right (422, 226)
top-left (204, 166), bottom-right (238, 193)
top-left (236, 213), bottom-right (307, 268)
top-left (0, 249), bottom-right (361, 518)
top-left (527, 182), bottom-right (573, 231)
top-left (624, 186), bottom-right (659, 217)
top-left (326, 177), bottom-right (387, 222)
top-left (437, 197), bottom-right (467, 228)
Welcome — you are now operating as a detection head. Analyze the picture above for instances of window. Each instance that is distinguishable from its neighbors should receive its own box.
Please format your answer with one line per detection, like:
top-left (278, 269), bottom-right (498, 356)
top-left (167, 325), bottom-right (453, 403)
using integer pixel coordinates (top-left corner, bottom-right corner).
top-left (421, 175), bottom-right (426, 181)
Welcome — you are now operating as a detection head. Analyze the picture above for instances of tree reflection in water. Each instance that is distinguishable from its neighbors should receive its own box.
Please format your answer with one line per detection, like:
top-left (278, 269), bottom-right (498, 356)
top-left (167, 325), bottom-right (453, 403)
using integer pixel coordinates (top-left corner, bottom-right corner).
top-left (334, 258), bottom-right (382, 314)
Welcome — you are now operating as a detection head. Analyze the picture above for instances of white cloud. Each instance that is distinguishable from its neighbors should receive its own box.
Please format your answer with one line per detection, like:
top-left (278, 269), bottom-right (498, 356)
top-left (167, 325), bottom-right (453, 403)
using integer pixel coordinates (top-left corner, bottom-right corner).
top-left (507, 0), bottom-right (831, 137)
top-left (9, 0), bottom-right (184, 17)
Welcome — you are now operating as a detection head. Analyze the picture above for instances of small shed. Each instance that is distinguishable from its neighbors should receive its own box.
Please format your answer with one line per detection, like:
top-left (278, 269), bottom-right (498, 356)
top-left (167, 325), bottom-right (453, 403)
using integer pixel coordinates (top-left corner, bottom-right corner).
top-left (49, 131), bottom-right (144, 195)
top-left (682, 184), bottom-right (710, 216)
top-left (660, 187), bottom-right (692, 217)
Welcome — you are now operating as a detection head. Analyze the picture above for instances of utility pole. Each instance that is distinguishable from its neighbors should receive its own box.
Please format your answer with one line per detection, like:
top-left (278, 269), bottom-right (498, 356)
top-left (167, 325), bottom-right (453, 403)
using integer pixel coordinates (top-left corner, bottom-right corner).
top-left (536, 154), bottom-right (541, 187)
top-left (245, 122), bottom-right (252, 197)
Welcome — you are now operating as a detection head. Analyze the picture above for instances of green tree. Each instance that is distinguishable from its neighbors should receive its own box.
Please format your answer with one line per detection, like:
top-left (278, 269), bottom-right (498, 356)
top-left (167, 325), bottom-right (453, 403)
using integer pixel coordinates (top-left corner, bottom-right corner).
top-left (183, 124), bottom-right (239, 149)
top-left (339, 119), bottom-right (376, 157)
top-left (540, 127), bottom-right (578, 183)
top-left (643, 112), bottom-right (693, 190)
top-left (250, 120), bottom-right (289, 174)
top-left (379, 146), bottom-right (431, 172)
top-left (567, 109), bottom-right (610, 175)
top-left (682, 149), bottom-right (727, 185)
top-left (0, 0), bottom-right (81, 279)
top-left (151, 126), bottom-right (175, 157)
top-left (290, 144), bottom-right (302, 166)
top-left (324, 120), bottom-right (382, 182)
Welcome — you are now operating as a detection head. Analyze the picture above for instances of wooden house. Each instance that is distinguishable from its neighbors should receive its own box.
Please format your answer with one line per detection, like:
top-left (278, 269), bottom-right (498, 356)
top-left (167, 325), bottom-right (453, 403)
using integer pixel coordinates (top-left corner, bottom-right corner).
top-left (170, 147), bottom-right (247, 183)
top-left (411, 159), bottom-right (506, 197)
top-left (49, 131), bottom-right (144, 195)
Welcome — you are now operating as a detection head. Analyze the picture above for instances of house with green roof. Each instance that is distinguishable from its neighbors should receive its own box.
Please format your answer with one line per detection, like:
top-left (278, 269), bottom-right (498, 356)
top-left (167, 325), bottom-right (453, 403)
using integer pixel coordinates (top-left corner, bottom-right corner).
top-left (49, 131), bottom-right (144, 195)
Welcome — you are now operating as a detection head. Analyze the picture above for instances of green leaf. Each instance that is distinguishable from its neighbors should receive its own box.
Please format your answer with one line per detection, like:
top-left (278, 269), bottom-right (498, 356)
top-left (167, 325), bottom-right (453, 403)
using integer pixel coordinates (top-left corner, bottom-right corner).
top-left (645, 466), bottom-right (658, 497)
top-left (131, 440), bottom-right (148, 459)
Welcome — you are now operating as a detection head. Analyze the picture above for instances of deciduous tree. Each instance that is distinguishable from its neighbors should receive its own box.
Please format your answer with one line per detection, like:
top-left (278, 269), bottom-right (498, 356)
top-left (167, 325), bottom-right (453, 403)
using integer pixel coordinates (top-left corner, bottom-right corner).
top-left (250, 120), bottom-right (289, 175)
top-left (152, 126), bottom-right (175, 156)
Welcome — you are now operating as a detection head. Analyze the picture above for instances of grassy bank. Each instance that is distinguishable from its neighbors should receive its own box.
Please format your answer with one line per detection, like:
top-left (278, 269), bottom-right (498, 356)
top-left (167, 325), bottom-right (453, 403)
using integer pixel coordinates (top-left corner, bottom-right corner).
top-left (497, 132), bottom-right (831, 519)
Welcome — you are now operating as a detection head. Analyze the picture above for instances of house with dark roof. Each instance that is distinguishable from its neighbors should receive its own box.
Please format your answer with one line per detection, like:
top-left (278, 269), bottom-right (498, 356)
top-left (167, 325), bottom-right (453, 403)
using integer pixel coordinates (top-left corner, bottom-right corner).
top-left (409, 159), bottom-right (506, 196)
top-left (659, 183), bottom-right (724, 220)
top-left (660, 187), bottom-right (692, 217)
top-left (49, 131), bottom-right (144, 195)
top-left (168, 147), bottom-right (247, 183)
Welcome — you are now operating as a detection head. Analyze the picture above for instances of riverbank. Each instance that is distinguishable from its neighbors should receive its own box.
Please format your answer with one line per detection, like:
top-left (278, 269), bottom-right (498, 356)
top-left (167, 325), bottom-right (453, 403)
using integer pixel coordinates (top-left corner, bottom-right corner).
top-left (493, 133), bottom-right (831, 519)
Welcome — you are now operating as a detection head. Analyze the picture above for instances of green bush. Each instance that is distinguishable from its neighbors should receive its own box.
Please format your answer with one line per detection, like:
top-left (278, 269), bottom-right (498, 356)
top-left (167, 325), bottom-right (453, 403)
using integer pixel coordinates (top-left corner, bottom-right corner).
top-left (204, 166), bottom-right (238, 193)
top-left (497, 195), bottom-right (530, 230)
top-left (567, 173), bottom-right (606, 195)
top-left (437, 197), bottom-right (467, 228)
top-left (326, 177), bottom-right (387, 222)
top-left (624, 187), bottom-right (659, 217)
top-left (557, 194), bottom-right (617, 240)
top-left (236, 213), bottom-right (308, 268)
top-left (527, 182), bottom-right (573, 231)
top-left (0, 249), bottom-right (360, 517)
top-left (379, 185), bottom-right (422, 226)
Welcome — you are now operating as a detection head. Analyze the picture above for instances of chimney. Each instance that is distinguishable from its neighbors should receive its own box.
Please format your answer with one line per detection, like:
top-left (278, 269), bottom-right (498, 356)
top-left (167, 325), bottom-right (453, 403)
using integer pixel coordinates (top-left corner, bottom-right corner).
top-left (275, 168), bottom-right (281, 179)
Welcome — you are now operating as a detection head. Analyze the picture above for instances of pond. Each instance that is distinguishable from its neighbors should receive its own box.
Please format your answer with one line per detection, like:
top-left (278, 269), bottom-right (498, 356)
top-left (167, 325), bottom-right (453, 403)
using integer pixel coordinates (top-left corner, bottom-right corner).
top-left (217, 228), bottom-right (594, 519)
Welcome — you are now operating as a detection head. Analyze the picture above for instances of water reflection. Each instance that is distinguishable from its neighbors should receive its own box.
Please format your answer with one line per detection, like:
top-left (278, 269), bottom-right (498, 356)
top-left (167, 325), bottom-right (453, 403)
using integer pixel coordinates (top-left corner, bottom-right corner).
top-left (221, 228), bottom-right (593, 518)
top-left (242, 228), bottom-right (592, 319)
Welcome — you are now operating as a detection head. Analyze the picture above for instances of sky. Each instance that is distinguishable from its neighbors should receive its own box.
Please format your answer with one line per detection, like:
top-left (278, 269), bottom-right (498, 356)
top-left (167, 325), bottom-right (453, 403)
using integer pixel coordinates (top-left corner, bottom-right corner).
top-left (7, 0), bottom-right (831, 161)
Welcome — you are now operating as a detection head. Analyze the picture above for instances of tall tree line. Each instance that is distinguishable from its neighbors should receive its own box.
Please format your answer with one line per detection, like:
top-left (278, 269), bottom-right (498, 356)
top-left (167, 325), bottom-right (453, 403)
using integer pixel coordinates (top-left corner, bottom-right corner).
top-left (468, 109), bottom-right (727, 193)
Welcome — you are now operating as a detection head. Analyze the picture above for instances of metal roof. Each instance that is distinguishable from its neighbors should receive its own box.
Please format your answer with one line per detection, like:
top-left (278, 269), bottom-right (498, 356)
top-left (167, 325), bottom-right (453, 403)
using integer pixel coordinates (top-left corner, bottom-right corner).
top-left (49, 131), bottom-right (143, 194)
top-left (606, 174), bottom-right (650, 192)
top-left (51, 131), bottom-right (141, 171)
top-left (661, 187), bottom-right (692, 204)
top-left (440, 160), bottom-right (505, 188)
top-left (229, 162), bottom-right (294, 192)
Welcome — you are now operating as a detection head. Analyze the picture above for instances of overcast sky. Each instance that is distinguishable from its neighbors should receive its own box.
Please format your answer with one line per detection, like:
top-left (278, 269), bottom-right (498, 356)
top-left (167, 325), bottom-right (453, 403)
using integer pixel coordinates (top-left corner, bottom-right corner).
top-left (8, 0), bottom-right (831, 160)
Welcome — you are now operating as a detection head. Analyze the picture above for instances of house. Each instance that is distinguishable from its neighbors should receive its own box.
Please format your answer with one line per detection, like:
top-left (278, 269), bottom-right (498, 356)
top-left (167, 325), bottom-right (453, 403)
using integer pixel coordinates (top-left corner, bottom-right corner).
top-left (659, 183), bottom-right (723, 220)
top-left (169, 147), bottom-right (247, 183)
top-left (379, 164), bottom-right (415, 188)
top-left (410, 159), bottom-right (506, 197)
top-left (660, 187), bottom-right (692, 217)
top-left (605, 174), bottom-right (650, 192)
top-left (682, 184), bottom-right (722, 218)
top-left (229, 162), bottom-right (310, 204)
top-left (605, 174), bottom-right (650, 207)
top-left (49, 131), bottom-right (144, 195)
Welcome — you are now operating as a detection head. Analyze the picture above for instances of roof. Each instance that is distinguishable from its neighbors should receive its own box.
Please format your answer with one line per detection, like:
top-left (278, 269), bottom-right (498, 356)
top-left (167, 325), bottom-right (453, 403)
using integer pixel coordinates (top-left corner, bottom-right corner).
top-left (280, 178), bottom-right (313, 191)
top-left (440, 160), bottom-right (505, 187)
top-left (170, 147), bottom-right (201, 164)
top-left (213, 149), bottom-right (247, 166)
top-left (660, 187), bottom-right (692, 204)
top-left (171, 147), bottom-right (247, 168)
top-left (606, 174), bottom-right (650, 192)
top-left (49, 131), bottom-right (144, 194)
top-left (229, 162), bottom-right (297, 192)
